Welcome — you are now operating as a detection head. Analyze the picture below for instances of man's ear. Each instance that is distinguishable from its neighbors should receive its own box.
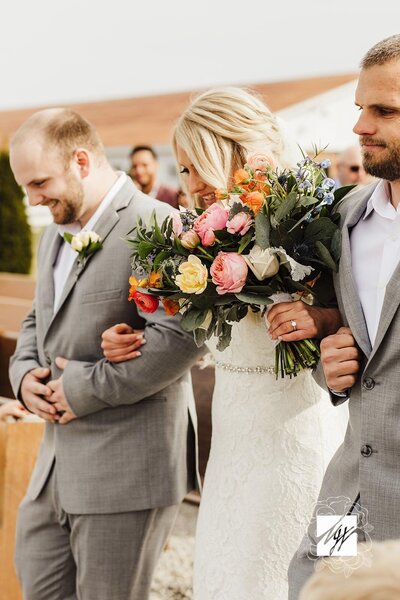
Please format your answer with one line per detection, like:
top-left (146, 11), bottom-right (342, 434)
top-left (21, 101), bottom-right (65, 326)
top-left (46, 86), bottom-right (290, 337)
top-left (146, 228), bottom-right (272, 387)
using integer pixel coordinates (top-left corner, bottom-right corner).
top-left (73, 148), bottom-right (90, 178)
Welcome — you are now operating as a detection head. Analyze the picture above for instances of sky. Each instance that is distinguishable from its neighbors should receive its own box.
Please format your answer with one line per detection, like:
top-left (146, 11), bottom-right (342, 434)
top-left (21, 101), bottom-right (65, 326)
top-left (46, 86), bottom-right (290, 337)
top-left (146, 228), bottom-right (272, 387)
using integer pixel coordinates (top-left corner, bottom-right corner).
top-left (1, 0), bottom-right (399, 111)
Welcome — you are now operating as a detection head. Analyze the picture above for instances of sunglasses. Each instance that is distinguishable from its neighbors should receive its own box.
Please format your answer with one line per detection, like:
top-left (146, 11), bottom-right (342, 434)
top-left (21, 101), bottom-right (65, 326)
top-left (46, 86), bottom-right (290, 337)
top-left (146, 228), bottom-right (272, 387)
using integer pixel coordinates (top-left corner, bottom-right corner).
top-left (349, 165), bottom-right (361, 173)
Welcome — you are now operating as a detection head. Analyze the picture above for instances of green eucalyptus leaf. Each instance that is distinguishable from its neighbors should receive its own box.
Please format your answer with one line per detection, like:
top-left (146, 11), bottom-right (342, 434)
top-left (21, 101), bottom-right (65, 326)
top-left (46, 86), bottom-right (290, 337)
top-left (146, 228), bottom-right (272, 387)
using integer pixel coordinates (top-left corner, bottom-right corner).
top-left (255, 211), bottom-right (270, 249)
top-left (216, 324), bottom-right (232, 352)
top-left (315, 240), bottom-right (338, 272)
top-left (242, 284), bottom-right (274, 294)
top-left (153, 250), bottom-right (172, 271)
top-left (274, 191), bottom-right (298, 223)
top-left (299, 195), bottom-right (319, 207)
top-left (138, 241), bottom-right (155, 258)
top-left (286, 174), bottom-right (297, 192)
top-left (194, 327), bottom-right (209, 347)
top-left (234, 292), bottom-right (273, 305)
top-left (238, 230), bottom-right (254, 254)
top-left (180, 308), bottom-right (208, 332)
top-left (333, 184), bottom-right (356, 205)
top-left (304, 217), bottom-right (337, 243)
top-left (153, 216), bottom-right (165, 245)
top-left (226, 305), bottom-right (239, 322)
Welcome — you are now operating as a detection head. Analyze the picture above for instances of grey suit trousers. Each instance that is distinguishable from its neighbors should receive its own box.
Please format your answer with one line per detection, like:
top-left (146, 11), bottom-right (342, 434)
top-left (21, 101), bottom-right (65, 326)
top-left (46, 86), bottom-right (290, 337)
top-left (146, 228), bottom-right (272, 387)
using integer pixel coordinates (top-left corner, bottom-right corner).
top-left (15, 468), bottom-right (179, 600)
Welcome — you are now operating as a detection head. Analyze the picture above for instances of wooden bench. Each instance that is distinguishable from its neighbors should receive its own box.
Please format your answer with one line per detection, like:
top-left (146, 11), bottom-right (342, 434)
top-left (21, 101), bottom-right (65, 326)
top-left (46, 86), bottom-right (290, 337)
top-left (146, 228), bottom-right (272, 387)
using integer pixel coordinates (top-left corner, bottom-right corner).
top-left (0, 297), bottom-right (31, 333)
top-left (0, 273), bottom-right (35, 301)
top-left (0, 331), bottom-right (18, 398)
top-left (0, 418), bottom-right (44, 600)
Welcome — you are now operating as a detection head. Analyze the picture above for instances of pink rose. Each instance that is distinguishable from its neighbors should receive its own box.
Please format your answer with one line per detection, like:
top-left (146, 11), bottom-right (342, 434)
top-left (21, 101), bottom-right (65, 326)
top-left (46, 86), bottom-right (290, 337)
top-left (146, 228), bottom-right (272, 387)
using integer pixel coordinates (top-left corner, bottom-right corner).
top-left (193, 204), bottom-right (229, 247)
top-left (210, 252), bottom-right (248, 295)
top-left (170, 212), bottom-right (183, 237)
top-left (246, 152), bottom-right (276, 172)
top-left (226, 212), bottom-right (253, 236)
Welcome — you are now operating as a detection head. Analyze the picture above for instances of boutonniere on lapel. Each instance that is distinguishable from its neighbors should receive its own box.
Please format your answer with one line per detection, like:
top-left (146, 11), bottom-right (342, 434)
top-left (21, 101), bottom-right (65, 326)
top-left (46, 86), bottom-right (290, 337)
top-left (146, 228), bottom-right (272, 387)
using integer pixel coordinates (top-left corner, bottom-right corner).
top-left (64, 231), bottom-right (103, 272)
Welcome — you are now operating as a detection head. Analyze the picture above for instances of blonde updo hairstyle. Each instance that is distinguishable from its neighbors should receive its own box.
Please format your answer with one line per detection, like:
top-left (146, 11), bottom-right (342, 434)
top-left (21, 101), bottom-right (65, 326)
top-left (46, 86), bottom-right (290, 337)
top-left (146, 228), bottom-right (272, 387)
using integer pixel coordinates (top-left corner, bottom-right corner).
top-left (172, 87), bottom-right (290, 206)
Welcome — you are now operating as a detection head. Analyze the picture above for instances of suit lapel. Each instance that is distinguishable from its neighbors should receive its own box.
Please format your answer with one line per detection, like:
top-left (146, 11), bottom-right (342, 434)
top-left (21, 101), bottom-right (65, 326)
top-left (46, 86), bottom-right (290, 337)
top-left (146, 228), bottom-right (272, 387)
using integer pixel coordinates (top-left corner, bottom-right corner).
top-left (339, 194), bottom-right (372, 358)
top-left (40, 229), bottom-right (63, 332)
top-left (49, 178), bottom-right (137, 323)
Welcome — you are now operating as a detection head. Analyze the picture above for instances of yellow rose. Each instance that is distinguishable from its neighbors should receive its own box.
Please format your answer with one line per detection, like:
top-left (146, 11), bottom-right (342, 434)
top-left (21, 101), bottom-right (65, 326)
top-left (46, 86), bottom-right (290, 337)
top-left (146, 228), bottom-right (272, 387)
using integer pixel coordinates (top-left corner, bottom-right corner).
top-left (175, 255), bottom-right (208, 295)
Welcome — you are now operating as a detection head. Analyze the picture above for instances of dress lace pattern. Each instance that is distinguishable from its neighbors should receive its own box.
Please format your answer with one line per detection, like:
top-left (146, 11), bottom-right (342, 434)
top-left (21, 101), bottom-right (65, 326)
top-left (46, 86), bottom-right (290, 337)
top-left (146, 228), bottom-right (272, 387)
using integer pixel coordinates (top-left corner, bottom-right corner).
top-left (193, 310), bottom-right (348, 600)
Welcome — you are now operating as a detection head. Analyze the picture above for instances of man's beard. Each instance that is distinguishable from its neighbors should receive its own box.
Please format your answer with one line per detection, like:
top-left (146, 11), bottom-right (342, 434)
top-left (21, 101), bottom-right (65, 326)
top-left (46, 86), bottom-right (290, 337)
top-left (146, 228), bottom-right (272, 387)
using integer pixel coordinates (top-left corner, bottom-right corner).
top-left (53, 175), bottom-right (84, 225)
top-left (361, 136), bottom-right (400, 181)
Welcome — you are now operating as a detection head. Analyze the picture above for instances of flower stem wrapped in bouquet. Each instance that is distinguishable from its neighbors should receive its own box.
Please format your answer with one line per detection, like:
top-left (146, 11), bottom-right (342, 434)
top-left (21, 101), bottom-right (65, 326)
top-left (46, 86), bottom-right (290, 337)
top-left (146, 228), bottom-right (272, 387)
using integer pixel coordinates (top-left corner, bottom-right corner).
top-left (127, 151), bottom-right (353, 378)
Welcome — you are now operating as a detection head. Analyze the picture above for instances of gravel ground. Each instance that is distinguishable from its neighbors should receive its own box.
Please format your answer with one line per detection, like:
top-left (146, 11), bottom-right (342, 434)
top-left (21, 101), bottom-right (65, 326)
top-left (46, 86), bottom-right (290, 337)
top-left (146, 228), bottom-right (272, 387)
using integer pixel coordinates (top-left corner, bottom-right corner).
top-left (150, 501), bottom-right (198, 600)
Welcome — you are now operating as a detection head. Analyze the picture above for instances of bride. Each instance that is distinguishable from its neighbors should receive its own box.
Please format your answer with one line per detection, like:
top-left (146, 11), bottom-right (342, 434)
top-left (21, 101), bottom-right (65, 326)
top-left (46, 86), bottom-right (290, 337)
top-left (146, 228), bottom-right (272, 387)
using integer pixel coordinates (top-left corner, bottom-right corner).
top-left (101, 87), bottom-right (349, 599)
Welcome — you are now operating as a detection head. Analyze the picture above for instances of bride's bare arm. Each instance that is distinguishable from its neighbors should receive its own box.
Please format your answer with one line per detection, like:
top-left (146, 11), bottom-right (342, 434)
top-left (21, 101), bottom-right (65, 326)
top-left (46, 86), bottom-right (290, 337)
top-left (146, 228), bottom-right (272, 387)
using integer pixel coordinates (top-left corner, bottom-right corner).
top-left (101, 323), bottom-right (146, 363)
top-left (267, 301), bottom-right (342, 342)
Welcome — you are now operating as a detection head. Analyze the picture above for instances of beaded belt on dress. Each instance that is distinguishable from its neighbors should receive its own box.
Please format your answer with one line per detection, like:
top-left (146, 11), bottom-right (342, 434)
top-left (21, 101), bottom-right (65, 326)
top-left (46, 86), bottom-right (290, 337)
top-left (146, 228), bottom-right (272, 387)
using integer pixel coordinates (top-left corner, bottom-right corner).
top-left (214, 361), bottom-right (275, 374)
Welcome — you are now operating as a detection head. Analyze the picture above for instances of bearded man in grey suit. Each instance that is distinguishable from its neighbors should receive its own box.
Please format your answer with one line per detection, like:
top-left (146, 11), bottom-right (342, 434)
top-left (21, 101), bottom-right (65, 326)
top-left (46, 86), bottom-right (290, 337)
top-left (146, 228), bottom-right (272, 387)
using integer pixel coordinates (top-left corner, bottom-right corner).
top-left (289, 33), bottom-right (400, 599)
top-left (9, 108), bottom-right (203, 600)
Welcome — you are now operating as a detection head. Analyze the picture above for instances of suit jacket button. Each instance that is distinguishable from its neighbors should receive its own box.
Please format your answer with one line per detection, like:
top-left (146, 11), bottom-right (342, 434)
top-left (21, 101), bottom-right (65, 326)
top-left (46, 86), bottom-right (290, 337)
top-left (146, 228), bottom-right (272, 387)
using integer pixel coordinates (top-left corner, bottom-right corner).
top-left (361, 444), bottom-right (373, 457)
top-left (363, 377), bottom-right (375, 390)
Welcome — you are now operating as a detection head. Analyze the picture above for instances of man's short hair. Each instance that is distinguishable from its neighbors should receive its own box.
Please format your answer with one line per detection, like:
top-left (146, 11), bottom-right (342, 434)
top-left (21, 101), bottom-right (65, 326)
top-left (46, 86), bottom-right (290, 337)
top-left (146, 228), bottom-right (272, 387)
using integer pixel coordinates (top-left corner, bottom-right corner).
top-left (129, 145), bottom-right (158, 160)
top-left (12, 108), bottom-right (106, 166)
top-left (361, 34), bottom-right (400, 68)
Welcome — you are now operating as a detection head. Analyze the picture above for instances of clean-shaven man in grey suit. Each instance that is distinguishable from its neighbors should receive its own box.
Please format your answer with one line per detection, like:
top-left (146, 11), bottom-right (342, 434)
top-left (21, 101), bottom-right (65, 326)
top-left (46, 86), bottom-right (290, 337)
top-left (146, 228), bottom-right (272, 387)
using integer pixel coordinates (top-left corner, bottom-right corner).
top-left (289, 33), bottom-right (400, 598)
top-left (9, 108), bottom-right (203, 600)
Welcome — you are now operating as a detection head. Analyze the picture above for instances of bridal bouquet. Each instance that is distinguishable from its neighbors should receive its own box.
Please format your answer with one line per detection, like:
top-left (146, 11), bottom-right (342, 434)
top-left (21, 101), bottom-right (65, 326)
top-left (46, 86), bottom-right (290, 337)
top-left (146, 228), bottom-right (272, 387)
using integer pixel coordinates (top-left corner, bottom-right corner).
top-left (127, 152), bottom-right (353, 377)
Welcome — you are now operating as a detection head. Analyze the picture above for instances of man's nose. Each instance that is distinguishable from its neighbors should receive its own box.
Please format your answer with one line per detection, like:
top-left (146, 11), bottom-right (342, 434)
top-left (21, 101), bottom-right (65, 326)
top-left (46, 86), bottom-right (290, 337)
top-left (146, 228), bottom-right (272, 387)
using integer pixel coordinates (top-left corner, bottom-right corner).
top-left (27, 190), bottom-right (45, 206)
top-left (353, 111), bottom-right (376, 136)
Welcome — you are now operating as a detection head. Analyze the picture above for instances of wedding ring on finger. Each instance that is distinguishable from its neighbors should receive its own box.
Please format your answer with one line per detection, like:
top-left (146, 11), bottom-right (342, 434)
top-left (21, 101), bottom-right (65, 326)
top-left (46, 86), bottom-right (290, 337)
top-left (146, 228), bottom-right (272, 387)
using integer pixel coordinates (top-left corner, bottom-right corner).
top-left (290, 320), bottom-right (297, 331)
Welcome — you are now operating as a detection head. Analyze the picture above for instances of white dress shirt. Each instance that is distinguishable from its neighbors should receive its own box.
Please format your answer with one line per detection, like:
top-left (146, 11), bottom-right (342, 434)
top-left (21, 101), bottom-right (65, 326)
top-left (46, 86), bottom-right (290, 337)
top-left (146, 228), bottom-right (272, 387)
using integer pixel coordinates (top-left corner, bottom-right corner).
top-left (53, 172), bottom-right (127, 311)
top-left (351, 180), bottom-right (400, 346)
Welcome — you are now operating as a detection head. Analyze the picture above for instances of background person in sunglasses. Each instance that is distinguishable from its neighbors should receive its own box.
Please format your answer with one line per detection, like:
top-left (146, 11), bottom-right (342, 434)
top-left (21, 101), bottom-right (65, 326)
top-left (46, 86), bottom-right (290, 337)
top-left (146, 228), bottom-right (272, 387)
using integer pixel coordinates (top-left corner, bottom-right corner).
top-left (336, 144), bottom-right (374, 187)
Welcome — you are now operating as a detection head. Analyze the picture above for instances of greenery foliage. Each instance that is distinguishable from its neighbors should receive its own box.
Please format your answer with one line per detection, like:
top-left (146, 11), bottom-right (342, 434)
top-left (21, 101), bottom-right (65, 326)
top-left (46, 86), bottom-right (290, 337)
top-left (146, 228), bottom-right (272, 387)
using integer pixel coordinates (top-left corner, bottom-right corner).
top-left (0, 151), bottom-right (32, 273)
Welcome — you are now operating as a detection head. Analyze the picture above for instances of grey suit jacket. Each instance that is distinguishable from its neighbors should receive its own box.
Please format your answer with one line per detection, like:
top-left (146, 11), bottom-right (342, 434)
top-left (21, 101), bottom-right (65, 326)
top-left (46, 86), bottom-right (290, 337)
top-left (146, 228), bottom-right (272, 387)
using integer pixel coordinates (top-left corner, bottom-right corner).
top-left (304, 180), bottom-right (400, 549)
top-left (9, 178), bottom-right (204, 514)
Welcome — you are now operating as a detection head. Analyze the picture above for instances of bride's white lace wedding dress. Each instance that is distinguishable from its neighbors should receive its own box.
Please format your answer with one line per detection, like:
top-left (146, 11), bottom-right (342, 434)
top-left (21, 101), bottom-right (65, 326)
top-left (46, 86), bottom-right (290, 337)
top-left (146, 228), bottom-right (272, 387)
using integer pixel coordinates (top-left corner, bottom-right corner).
top-left (193, 309), bottom-right (348, 600)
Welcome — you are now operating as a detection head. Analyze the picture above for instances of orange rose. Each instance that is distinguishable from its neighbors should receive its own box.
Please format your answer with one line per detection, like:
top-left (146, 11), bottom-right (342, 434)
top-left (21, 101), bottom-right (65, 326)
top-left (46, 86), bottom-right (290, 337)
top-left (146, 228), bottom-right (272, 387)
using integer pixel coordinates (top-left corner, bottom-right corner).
top-left (129, 275), bottom-right (139, 289)
top-left (234, 168), bottom-right (250, 185)
top-left (128, 275), bottom-right (148, 298)
top-left (149, 271), bottom-right (162, 288)
top-left (215, 188), bottom-right (229, 200)
top-left (240, 191), bottom-right (265, 215)
top-left (162, 297), bottom-right (180, 316)
top-left (254, 181), bottom-right (271, 194)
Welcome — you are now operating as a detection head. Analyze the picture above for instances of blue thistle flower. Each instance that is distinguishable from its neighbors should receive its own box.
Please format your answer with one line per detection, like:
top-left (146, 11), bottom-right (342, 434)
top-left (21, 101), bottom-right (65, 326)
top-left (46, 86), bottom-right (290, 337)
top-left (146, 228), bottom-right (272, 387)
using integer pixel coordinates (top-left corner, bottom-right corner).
top-left (320, 159), bottom-right (331, 169)
top-left (323, 192), bottom-right (335, 205)
top-left (321, 177), bottom-right (336, 190)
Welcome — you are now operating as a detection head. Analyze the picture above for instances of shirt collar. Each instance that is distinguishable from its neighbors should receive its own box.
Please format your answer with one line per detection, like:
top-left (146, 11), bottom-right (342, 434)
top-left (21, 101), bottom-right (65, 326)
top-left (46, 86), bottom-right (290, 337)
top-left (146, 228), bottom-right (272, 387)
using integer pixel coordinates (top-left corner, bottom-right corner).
top-left (58, 171), bottom-right (127, 237)
top-left (363, 179), bottom-right (397, 220)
